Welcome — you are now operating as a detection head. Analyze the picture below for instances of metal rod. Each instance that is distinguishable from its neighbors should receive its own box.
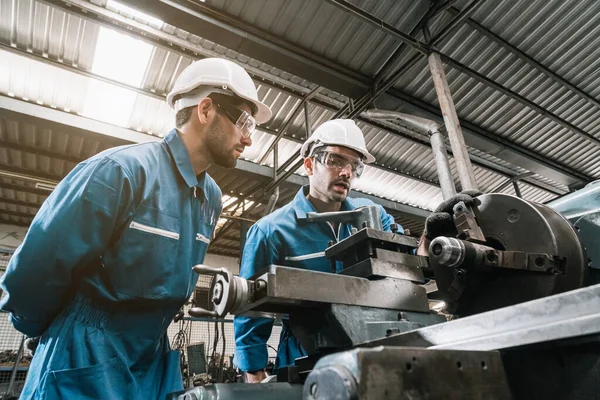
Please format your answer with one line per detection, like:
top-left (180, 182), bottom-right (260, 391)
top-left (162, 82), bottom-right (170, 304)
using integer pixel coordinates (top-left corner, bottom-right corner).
top-left (430, 130), bottom-right (457, 199)
top-left (6, 335), bottom-right (25, 398)
top-left (428, 51), bottom-right (478, 191)
top-left (258, 86), bottom-right (320, 164)
top-left (490, 172), bottom-right (535, 192)
top-left (513, 181), bottom-right (522, 198)
top-left (304, 101), bottom-right (312, 140)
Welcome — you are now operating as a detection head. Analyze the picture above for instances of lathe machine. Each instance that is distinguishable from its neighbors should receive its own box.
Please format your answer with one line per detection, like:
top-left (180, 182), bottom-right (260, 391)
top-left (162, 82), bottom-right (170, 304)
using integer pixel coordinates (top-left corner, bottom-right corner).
top-left (170, 183), bottom-right (600, 399)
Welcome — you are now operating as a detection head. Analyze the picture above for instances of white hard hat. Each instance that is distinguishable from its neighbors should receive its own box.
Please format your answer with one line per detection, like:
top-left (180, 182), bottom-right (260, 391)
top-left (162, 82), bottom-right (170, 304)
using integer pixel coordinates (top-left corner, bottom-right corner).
top-left (301, 119), bottom-right (375, 163)
top-left (166, 58), bottom-right (272, 124)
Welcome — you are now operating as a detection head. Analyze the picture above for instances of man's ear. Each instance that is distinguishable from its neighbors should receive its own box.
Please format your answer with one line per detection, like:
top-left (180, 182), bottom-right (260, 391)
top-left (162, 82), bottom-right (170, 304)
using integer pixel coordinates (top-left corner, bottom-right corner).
top-left (197, 98), bottom-right (214, 124)
top-left (304, 157), bottom-right (314, 176)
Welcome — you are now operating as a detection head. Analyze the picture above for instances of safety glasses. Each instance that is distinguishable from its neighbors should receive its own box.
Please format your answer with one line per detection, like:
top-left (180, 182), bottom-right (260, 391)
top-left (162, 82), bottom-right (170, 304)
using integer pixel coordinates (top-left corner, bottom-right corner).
top-left (314, 151), bottom-right (365, 178)
top-left (214, 102), bottom-right (257, 138)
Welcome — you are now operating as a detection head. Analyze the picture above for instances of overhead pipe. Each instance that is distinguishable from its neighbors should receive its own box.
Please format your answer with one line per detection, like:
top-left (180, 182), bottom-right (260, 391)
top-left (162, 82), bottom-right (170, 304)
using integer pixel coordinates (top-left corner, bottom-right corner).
top-left (427, 52), bottom-right (478, 191)
top-left (364, 110), bottom-right (457, 199)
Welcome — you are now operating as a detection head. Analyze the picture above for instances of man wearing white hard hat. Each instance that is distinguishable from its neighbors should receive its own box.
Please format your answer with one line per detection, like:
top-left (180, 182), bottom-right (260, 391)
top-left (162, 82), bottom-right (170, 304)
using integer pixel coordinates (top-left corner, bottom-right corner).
top-left (233, 119), bottom-right (401, 382)
top-left (0, 58), bottom-right (271, 399)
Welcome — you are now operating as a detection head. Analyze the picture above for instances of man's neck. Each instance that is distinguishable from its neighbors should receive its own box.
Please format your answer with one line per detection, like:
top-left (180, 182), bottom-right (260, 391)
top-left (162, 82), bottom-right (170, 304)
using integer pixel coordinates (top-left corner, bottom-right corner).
top-left (306, 193), bottom-right (342, 213)
top-left (177, 127), bottom-right (211, 175)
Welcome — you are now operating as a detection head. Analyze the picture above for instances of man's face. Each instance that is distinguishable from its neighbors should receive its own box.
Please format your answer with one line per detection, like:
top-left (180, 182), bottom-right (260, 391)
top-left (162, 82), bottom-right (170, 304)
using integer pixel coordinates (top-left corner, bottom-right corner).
top-left (306, 145), bottom-right (364, 203)
top-left (205, 101), bottom-right (253, 168)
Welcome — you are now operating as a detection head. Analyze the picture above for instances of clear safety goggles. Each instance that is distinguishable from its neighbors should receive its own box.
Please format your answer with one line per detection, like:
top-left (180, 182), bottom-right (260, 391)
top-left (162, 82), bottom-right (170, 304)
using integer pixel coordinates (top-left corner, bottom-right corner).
top-left (214, 102), bottom-right (257, 138)
top-left (314, 151), bottom-right (365, 178)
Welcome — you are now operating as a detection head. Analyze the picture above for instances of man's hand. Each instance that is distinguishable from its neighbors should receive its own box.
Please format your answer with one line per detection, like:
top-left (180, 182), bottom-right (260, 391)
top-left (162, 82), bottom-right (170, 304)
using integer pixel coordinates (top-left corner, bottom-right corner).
top-left (245, 370), bottom-right (267, 383)
top-left (423, 190), bottom-right (482, 241)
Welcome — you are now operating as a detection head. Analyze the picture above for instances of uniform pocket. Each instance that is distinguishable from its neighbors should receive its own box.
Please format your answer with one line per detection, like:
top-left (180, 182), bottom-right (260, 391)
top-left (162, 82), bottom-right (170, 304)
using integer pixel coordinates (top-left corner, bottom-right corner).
top-left (110, 207), bottom-right (182, 299)
top-left (158, 350), bottom-right (184, 398)
top-left (48, 356), bottom-right (133, 399)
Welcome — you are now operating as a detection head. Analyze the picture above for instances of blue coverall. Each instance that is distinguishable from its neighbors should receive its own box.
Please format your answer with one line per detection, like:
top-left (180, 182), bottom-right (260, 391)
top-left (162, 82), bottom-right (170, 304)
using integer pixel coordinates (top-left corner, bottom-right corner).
top-left (233, 186), bottom-right (400, 372)
top-left (0, 129), bottom-right (222, 399)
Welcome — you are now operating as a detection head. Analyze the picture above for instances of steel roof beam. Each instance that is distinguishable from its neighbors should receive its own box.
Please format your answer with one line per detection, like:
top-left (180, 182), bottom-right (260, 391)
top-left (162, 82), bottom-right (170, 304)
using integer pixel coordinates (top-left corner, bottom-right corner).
top-left (110, 0), bottom-right (590, 187)
top-left (444, 6), bottom-right (600, 111)
top-left (34, 0), bottom-right (581, 190)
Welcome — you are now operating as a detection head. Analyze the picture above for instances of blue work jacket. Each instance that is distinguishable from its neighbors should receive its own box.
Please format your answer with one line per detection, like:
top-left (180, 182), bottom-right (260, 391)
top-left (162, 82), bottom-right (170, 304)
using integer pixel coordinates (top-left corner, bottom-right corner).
top-left (0, 129), bottom-right (221, 399)
top-left (233, 186), bottom-right (399, 372)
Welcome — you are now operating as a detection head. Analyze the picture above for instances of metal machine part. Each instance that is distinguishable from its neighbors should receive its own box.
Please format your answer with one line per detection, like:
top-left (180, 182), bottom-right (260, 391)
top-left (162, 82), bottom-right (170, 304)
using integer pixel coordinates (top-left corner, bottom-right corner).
top-left (305, 205), bottom-right (383, 232)
top-left (168, 382), bottom-right (303, 400)
top-left (430, 193), bottom-right (588, 315)
top-left (193, 264), bottom-right (431, 317)
top-left (303, 347), bottom-right (511, 400)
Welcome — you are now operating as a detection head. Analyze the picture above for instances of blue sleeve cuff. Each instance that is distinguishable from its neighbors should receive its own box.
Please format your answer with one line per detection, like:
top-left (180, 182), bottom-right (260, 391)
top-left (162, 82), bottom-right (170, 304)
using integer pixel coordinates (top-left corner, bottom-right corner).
top-left (234, 343), bottom-right (269, 372)
top-left (9, 313), bottom-right (47, 337)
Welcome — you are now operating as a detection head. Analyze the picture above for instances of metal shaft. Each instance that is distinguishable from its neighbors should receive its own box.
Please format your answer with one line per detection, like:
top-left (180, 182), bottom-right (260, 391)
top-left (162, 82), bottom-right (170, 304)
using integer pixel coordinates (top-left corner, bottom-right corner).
top-left (429, 130), bottom-right (457, 200)
top-left (428, 52), bottom-right (478, 191)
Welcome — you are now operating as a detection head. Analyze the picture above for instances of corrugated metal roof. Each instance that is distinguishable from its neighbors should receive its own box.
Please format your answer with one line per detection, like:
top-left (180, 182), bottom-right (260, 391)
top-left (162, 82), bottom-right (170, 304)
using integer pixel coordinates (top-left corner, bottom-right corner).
top-left (3, 0), bottom-right (598, 256)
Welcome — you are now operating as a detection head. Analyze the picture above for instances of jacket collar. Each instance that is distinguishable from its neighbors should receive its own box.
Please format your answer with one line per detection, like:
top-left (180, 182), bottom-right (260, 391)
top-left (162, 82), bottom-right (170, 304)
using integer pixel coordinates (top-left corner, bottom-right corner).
top-left (164, 129), bottom-right (209, 200)
top-left (293, 186), bottom-right (353, 219)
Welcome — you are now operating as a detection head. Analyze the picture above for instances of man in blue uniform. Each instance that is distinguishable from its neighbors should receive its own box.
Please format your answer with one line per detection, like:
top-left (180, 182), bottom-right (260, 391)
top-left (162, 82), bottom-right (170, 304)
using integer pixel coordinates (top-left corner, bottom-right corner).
top-left (0, 58), bottom-right (271, 399)
top-left (233, 119), bottom-right (400, 382)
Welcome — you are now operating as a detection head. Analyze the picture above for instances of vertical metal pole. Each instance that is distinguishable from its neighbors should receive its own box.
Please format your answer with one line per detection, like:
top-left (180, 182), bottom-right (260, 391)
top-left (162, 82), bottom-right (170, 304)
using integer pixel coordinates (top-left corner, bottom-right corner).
top-left (513, 180), bottom-right (522, 198)
top-left (428, 51), bottom-right (478, 191)
top-left (6, 335), bottom-right (25, 398)
top-left (430, 130), bottom-right (457, 200)
top-left (304, 101), bottom-right (312, 140)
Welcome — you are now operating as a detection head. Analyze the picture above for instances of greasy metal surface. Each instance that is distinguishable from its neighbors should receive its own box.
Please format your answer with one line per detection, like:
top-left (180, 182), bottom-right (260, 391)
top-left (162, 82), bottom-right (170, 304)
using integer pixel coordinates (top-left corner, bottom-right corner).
top-left (325, 228), bottom-right (419, 260)
top-left (308, 347), bottom-right (511, 400)
top-left (238, 265), bottom-right (430, 313)
top-left (169, 383), bottom-right (303, 400)
top-left (364, 282), bottom-right (600, 352)
top-left (434, 193), bottom-right (588, 315)
top-left (338, 256), bottom-right (425, 282)
top-left (290, 305), bottom-right (442, 354)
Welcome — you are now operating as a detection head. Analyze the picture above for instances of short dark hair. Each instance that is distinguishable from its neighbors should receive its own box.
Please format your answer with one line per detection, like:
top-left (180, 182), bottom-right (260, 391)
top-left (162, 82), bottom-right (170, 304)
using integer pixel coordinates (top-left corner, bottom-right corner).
top-left (174, 93), bottom-right (255, 129)
top-left (176, 106), bottom-right (196, 128)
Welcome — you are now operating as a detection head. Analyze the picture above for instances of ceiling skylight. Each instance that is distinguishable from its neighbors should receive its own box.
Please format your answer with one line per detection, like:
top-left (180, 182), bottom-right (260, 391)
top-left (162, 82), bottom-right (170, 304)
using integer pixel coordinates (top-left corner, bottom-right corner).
top-left (82, 26), bottom-right (153, 127)
top-left (106, 1), bottom-right (164, 29)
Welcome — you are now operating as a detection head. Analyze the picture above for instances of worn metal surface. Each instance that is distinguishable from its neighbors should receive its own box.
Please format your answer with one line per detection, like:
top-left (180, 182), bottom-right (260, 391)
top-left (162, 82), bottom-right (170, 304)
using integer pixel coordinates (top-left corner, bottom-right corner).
top-left (364, 282), bottom-right (600, 352)
top-left (434, 193), bottom-right (588, 315)
top-left (243, 265), bottom-right (430, 314)
top-left (305, 347), bottom-right (511, 400)
top-left (338, 256), bottom-right (426, 282)
top-left (325, 228), bottom-right (419, 261)
top-left (290, 305), bottom-right (443, 354)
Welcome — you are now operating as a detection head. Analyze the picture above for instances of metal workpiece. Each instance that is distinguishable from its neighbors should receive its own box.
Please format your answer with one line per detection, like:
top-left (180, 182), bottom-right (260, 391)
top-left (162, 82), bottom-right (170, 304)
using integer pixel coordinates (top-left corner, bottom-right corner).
top-left (241, 265), bottom-right (431, 314)
top-left (434, 193), bottom-right (588, 315)
top-left (337, 256), bottom-right (427, 282)
top-left (325, 227), bottom-right (419, 260)
top-left (305, 206), bottom-right (383, 232)
top-left (168, 383), bottom-right (303, 400)
top-left (304, 347), bottom-right (511, 400)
